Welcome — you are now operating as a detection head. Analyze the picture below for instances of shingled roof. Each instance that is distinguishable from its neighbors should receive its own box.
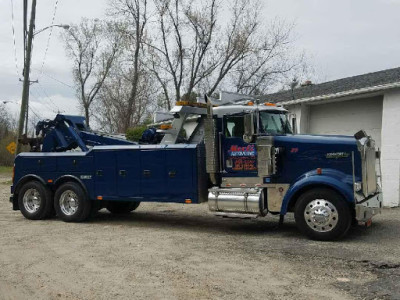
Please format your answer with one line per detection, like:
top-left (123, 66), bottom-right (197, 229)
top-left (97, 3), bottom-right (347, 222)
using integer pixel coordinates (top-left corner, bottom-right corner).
top-left (264, 67), bottom-right (400, 103)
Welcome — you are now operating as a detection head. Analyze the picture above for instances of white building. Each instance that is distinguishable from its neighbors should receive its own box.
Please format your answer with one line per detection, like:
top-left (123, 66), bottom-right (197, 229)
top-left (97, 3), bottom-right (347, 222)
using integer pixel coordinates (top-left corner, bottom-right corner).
top-left (265, 67), bottom-right (400, 207)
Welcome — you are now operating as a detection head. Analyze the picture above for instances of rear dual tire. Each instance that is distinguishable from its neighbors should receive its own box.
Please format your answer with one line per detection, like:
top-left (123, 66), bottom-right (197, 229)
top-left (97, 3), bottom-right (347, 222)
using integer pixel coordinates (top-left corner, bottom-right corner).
top-left (54, 182), bottom-right (91, 222)
top-left (18, 181), bottom-right (53, 220)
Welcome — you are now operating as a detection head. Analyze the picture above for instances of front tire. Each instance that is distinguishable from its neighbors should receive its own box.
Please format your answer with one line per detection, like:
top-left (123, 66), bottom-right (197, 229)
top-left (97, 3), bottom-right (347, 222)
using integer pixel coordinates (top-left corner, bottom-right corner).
top-left (294, 188), bottom-right (351, 241)
top-left (18, 181), bottom-right (53, 220)
top-left (106, 201), bottom-right (140, 214)
top-left (54, 182), bottom-right (92, 222)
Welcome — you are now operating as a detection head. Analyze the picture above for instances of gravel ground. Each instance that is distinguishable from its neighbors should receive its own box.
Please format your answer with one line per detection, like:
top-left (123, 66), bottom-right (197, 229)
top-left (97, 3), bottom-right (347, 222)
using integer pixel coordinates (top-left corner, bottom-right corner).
top-left (0, 172), bottom-right (399, 300)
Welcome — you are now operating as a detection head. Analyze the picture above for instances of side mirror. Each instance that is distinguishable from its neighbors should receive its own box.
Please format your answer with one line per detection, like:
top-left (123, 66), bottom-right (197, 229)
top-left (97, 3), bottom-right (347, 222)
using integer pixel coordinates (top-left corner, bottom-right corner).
top-left (243, 114), bottom-right (255, 143)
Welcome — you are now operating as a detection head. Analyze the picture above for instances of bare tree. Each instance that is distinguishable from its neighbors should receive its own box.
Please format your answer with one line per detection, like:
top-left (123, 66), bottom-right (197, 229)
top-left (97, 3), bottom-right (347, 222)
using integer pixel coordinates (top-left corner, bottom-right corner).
top-left (147, 0), bottom-right (301, 106)
top-left (0, 103), bottom-right (17, 166)
top-left (64, 0), bottom-right (305, 131)
top-left (146, 0), bottom-right (218, 109)
top-left (0, 103), bottom-right (13, 139)
top-left (99, 0), bottom-right (150, 132)
top-left (229, 18), bottom-right (299, 95)
top-left (96, 63), bottom-right (156, 132)
top-left (63, 18), bottom-right (120, 126)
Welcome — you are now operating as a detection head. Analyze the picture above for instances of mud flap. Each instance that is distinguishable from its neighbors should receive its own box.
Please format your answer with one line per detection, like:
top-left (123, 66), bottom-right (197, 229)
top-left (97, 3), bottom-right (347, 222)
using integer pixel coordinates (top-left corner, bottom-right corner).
top-left (11, 195), bottom-right (19, 210)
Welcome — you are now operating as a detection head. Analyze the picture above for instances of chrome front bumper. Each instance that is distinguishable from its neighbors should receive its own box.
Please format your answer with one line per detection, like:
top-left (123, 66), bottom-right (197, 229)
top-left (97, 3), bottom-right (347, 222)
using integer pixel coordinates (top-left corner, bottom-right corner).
top-left (355, 193), bottom-right (382, 222)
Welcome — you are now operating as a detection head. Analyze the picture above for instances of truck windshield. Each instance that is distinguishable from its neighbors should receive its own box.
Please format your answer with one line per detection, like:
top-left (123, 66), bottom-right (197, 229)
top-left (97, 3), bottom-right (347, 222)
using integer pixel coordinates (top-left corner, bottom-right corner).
top-left (259, 112), bottom-right (292, 135)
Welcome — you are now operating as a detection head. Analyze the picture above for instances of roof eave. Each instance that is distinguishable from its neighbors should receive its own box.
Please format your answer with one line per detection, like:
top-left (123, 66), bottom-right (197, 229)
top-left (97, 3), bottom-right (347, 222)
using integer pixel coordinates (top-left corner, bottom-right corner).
top-left (277, 82), bottom-right (400, 106)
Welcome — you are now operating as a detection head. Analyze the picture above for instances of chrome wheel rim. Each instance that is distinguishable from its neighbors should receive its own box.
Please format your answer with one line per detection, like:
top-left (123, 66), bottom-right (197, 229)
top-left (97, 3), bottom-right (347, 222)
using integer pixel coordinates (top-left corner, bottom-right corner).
top-left (304, 199), bottom-right (339, 232)
top-left (23, 188), bottom-right (41, 213)
top-left (59, 190), bottom-right (79, 216)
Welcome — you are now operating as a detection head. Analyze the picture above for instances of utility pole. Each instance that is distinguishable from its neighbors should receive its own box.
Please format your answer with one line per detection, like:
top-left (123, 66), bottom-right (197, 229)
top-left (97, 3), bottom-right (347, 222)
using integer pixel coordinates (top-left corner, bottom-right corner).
top-left (16, 0), bottom-right (37, 155)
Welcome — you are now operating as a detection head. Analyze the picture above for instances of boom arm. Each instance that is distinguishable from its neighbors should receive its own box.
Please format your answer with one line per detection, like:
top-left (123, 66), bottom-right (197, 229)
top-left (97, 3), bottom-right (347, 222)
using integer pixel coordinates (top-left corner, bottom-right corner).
top-left (34, 114), bottom-right (135, 152)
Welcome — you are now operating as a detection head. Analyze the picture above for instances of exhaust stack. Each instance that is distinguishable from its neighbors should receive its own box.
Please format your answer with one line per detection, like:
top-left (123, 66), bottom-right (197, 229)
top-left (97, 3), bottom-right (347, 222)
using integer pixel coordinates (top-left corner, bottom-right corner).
top-left (204, 95), bottom-right (219, 185)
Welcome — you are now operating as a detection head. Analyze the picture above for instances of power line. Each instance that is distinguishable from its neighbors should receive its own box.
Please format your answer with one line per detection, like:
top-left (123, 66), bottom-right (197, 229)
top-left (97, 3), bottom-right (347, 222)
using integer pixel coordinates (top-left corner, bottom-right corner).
top-left (10, 0), bottom-right (21, 79)
top-left (30, 106), bottom-right (42, 120)
top-left (30, 88), bottom-right (58, 113)
top-left (23, 0), bottom-right (27, 63)
top-left (36, 82), bottom-right (63, 112)
top-left (28, 91), bottom-right (46, 119)
top-left (32, 86), bottom-right (60, 113)
top-left (35, 83), bottom-right (58, 110)
top-left (37, 70), bottom-right (75, 89)
top-left (38, 0), bottom-right (60, 78)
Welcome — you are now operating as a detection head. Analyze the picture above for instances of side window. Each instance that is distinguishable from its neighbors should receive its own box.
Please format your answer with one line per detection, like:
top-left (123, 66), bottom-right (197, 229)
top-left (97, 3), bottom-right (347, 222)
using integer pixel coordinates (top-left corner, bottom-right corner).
top-left (225, 115), bottom-right (244, 138)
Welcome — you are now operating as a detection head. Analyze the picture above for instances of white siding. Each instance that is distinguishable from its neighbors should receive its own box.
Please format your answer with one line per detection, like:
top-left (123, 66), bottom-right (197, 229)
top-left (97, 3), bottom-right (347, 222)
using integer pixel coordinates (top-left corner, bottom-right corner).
top-left (381, 90), bottom-right (400, 207)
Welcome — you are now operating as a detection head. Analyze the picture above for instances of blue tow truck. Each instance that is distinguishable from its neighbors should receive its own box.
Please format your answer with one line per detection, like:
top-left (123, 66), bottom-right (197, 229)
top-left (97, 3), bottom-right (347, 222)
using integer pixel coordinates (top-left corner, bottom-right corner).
top-left (10, 97), bottom-right (382, 240)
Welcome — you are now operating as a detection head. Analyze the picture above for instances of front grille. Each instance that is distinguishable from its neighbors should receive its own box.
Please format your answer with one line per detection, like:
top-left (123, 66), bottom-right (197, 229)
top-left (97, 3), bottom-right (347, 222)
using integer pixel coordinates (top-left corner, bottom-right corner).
top-left (362, 146), bottom-right (377, 196)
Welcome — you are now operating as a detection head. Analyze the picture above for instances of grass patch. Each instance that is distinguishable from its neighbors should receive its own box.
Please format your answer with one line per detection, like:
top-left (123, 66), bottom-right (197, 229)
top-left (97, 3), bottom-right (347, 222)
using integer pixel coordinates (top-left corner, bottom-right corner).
top-left (0, 166), bottom-right (12, 174)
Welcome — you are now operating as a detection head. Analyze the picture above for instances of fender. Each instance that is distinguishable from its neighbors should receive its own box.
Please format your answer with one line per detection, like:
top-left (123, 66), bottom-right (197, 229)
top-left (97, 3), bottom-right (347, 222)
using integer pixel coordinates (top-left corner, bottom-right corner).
top-left (12, 174), bottom-right (47, 210)
top-left (280, 169), bottom-right (355, 215)
top-left (54, 175), bottom-right (90, 199)
top-left (14, 174), bottom-right (47, 195)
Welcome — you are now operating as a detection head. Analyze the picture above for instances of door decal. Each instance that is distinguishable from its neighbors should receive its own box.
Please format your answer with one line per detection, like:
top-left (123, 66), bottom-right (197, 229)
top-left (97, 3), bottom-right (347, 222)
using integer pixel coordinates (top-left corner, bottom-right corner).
top-left (227, 144), bottom-right (257, 171)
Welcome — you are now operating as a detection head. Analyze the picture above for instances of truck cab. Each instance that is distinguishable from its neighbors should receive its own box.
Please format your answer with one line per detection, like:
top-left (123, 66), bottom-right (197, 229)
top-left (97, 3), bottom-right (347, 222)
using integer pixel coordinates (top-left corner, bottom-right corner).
top-left (161, 99), bottom-right (381, 240)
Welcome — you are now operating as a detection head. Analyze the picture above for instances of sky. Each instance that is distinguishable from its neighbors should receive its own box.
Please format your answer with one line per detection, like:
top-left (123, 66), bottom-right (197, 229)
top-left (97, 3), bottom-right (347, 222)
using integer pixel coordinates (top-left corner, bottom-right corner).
top-left (0, 0), bottom-right (399, 128)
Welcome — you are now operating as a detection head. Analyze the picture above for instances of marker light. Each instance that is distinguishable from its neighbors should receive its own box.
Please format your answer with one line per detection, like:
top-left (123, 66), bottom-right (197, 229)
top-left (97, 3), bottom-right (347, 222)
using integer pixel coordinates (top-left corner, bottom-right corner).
top-left (316, 168), bottom-right (322, 175)
top-left (247, 102), bottom-right (254, 106)
top-left (176, 101), bottom-right (191, 106)
top-left (160, 124), bottom-right (172, 130)
top-left (264, 102), bottom-right (276, 106)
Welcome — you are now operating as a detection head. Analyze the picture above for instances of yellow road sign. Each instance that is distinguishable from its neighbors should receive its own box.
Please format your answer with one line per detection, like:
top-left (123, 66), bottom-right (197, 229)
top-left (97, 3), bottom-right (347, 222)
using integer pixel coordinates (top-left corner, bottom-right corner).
top-left (6, 142), bottom-right (17, 155)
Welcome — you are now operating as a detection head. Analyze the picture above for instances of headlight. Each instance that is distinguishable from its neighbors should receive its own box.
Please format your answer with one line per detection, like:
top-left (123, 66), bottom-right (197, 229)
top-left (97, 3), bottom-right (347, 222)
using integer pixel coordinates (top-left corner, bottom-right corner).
top-left (354, 182), bottom-right (362, 192)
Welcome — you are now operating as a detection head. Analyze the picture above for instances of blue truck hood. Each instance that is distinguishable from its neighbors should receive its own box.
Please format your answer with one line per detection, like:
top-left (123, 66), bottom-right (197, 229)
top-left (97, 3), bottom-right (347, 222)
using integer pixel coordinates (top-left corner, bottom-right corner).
top-left (272, 134), bottom-right (361, 183)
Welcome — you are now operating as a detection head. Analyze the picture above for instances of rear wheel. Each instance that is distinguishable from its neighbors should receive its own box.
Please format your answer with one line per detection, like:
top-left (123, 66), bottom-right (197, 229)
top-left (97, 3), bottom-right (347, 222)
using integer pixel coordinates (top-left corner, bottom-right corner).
top-left (18, 181), bottom-right (53, 220)
top-left (294, 188), bottom-right (351, 241)
top-left (54, 182), bottom-right (91, 222)
top-left (106, 201), bottom-right (140, 214)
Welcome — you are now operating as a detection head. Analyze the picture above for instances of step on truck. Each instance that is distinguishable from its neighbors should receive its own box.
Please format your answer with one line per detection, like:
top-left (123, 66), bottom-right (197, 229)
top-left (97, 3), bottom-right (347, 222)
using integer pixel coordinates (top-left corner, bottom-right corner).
top-left (10, 97), bottom-right (382, 240)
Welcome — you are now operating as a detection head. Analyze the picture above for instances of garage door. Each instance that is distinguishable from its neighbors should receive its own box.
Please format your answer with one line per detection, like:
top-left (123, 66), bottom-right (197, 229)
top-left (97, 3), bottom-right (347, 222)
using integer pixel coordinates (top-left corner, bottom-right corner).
top-left (308, 96), bottom-right (383, 148)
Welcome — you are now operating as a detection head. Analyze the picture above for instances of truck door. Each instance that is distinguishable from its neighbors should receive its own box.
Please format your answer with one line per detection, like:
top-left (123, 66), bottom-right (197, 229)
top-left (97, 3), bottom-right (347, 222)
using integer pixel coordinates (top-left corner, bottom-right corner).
top-left (222, 114), bottom-right (258, 177)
